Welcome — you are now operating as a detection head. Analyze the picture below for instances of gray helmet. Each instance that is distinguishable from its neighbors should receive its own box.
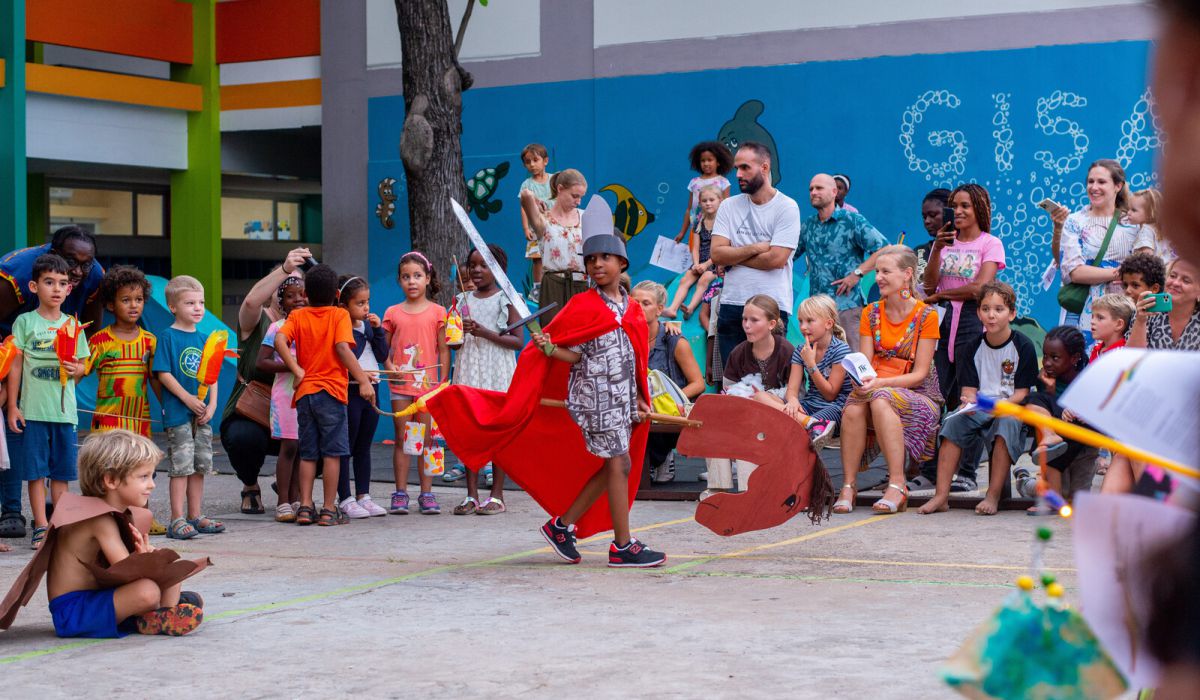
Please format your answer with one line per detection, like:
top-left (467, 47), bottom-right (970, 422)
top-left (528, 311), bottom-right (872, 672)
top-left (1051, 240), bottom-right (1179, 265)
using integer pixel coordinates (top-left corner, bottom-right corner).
top-left (582, 232), bottom-right (629, 270)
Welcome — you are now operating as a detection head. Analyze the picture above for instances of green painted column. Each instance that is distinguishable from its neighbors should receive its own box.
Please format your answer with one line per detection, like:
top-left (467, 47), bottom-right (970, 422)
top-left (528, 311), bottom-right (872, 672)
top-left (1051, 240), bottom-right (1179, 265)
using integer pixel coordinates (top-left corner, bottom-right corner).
top-left (170, 0), bottom-right (222, 311)
top-left (0, 1), bottom-right (26, 252)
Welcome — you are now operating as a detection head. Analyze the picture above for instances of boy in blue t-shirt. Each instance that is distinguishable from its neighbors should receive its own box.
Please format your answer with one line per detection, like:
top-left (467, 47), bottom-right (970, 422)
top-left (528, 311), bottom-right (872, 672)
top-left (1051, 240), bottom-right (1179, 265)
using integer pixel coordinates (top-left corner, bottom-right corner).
top-left (919, 282), bottom-right (1039, 516)
top-left (152, 276), bottom-right (223, 540)
top-left (6, 254), bottom-right (90, 550)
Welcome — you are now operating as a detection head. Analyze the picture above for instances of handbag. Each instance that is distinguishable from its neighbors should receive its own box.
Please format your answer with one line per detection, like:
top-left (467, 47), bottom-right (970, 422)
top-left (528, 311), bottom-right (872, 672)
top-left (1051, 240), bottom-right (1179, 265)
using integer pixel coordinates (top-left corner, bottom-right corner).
top-left (233, 378), bottom-right (272, 429)
top-left (1057, 213), bottom-right (1119, 314)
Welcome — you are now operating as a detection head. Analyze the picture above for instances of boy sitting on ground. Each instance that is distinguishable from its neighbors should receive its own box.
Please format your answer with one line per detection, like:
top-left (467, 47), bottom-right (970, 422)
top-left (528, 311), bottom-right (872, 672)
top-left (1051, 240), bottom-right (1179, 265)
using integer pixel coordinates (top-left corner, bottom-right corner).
top-left (918, 282), bottom-right (1039, 515)
top-left (0, 430), bottom-right (208, 637)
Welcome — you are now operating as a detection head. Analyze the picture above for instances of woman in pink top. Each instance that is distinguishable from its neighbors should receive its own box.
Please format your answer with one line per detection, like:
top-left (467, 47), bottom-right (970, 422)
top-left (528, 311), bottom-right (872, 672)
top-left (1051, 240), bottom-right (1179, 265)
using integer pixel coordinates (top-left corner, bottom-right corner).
top-left (921, 183), bottom-right (1005, 409)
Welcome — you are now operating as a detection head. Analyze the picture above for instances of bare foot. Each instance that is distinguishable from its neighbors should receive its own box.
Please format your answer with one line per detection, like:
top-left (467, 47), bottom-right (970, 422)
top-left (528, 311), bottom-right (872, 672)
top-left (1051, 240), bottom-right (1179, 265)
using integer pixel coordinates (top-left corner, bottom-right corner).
top-left (661, 307), bottom-right (678, 320)
top-left (975, 494), bottom-right (1000, 515)
top-left (682, 307), bottom-right (693, 321)
top-left (918, 494), bottom-right (949, 514)
top-left (0, 542), bottom-right (10, 552)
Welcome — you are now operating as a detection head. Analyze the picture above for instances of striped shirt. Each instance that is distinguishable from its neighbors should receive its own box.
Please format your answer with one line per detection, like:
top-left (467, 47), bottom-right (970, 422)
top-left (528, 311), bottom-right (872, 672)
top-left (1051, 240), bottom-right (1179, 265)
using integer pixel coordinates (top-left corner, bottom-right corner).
top-left (86, 326), bottom-right (156, 437)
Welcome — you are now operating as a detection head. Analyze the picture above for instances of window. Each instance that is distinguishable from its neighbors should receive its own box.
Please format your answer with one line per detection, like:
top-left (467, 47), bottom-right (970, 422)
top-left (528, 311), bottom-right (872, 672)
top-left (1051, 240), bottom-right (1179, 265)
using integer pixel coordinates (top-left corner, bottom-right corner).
top-left (48, 185), bottom-right (166, 237)
top-left (221, 196), bottom-right (303, 241)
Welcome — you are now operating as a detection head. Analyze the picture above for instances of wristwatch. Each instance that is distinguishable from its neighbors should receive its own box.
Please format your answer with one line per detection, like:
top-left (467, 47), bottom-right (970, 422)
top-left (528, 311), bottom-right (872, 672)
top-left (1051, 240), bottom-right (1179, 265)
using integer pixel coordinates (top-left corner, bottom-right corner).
top-left (805, 365), bottom-right (819, 375)
top-left (852, 268), bottom-right (864, 278)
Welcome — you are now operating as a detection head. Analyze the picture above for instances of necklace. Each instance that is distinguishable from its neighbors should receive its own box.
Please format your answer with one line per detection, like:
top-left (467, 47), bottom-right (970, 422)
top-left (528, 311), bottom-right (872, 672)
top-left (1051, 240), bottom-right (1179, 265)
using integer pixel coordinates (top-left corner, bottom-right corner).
top-left (873, 299), bottom-right (920, 359)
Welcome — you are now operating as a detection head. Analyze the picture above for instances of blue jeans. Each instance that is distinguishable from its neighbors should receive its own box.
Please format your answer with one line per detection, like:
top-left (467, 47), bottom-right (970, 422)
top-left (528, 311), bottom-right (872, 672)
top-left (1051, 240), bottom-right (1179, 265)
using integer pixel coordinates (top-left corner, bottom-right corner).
top-left (1, 429), bottom-right (23, 514)
top-left (717, 303), bottom-right (789, 370)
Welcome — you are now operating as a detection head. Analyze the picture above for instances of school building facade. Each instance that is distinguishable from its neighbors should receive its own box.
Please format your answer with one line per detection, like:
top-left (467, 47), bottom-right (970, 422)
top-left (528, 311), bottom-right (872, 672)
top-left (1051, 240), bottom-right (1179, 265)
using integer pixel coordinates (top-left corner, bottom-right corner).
top-left (1, 1), bottom-right (1160, 335)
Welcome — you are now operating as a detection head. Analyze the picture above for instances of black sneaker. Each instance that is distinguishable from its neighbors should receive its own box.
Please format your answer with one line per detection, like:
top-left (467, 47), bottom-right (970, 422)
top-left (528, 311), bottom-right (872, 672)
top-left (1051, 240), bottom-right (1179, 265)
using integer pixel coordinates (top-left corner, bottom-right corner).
top-left (541, 517), bottom-right (581, 564)
top-left (608, 538), bottom-right (666, 568)
top-left (949, 475), bottom-right (977, 493)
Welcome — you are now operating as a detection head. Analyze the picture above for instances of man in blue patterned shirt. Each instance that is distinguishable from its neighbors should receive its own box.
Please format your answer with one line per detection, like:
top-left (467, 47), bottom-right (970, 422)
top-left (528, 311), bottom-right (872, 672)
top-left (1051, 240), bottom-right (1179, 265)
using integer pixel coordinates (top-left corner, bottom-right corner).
top-left (795, 174), bottom-right (888, 352)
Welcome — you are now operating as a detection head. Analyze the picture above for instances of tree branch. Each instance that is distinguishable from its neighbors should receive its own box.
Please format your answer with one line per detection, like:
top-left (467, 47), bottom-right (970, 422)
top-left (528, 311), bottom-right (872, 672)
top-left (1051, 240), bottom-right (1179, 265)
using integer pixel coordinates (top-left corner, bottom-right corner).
top-left (454, 0), bottom-right (476, 58)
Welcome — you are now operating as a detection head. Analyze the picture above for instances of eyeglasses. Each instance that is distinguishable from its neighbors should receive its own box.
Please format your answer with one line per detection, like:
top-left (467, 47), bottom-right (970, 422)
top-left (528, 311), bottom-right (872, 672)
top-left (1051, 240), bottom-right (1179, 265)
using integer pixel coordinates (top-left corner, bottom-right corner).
top-left (64, 256), bottom-right (94, 277)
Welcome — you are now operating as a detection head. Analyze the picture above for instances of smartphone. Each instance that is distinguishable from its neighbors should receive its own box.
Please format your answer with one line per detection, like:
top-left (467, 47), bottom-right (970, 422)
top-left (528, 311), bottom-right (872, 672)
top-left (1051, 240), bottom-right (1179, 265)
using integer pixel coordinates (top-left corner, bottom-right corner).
top-left (1037, 198), bottom-right (1060, 213)
top-left (942, 206), bottom-right (957, 232)
top-left (1148, 292), bottom-right (1173, 313)
top-left (299, 256), bottom-right (318, 272)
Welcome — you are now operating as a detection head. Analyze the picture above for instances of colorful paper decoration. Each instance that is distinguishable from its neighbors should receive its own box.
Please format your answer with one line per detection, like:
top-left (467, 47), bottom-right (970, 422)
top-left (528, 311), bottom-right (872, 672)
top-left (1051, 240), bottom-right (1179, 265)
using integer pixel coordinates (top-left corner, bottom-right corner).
top-left (0, 336), bottom-right (20, 382)
top-left (196, 330), bottom-right (236, 401)
top-left (52, 317), bottom-right (90, 411)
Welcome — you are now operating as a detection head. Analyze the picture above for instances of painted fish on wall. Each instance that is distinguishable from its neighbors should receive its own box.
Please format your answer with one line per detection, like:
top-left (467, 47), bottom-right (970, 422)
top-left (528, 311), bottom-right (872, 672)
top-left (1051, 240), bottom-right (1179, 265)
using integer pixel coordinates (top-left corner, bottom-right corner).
top-left (718, 99), bottom-right (782, 186)
top-left (466, 161), bottom-right (510, 221)
top-left (600, 183), bottom-right (656, 241)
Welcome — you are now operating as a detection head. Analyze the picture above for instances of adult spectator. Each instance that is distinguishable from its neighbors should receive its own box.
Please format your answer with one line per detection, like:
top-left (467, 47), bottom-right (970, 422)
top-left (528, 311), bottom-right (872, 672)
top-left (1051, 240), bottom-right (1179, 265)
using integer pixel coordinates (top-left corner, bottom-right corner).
top-left (835, 246), bottom-right (942, 515)
top-left (220, 247), bottom-right (312, 514)
top-left (923, 183), bottom-right (1004, 407)
top-left (710, 142), bottom-right (801, 363)
top-left (631, 281), bottom-right (705, 484)
top-left (1155, 0), bottom-right (1200, 267)
top-left (795, 173), bottom-right (887, 353)
top-left (1129, 258), bottom-right (1200, 351)
top-left (0, 225), bottom-right (105, 540)
top-left (1050, 159), bottom-right (1149, 344)
top-left (520, 168), bottom-right (587, 324)
top-left (914, 188), bottom-right (951, 285)
top-left (832, 174), bottom-right (859, 213)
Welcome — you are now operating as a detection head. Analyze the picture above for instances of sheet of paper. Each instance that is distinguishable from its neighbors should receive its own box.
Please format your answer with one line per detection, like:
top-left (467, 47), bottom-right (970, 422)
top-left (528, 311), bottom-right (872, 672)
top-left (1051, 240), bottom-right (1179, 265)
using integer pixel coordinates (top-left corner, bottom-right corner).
top-left (1060, 348), bottom-right (1200, 472)
top-left (840, 352), bottom-right (876, 384)
top-left (1040, 260), bottom-right (1058, 291)
top-left (649, 236), bottom-right (692, 274)
top-left (944, 402), bottom-right (977, 420)
top-left (1073, 492), bottom-right (1196, 688)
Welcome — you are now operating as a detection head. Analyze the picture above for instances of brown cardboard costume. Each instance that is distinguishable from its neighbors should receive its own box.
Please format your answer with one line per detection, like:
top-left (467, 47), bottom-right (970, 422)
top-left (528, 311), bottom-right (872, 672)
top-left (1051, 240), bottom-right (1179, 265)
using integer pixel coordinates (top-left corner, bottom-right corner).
top-left (0, 493), bottom-right (210, 630)
top-left (677, 395), bottom-right (835, 536)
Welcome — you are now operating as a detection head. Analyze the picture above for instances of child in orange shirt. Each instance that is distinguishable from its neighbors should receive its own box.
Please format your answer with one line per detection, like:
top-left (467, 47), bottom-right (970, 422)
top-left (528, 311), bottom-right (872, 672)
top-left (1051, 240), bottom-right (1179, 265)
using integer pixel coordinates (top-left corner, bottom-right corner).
top-left (274, 265), bottom-right (375, 526)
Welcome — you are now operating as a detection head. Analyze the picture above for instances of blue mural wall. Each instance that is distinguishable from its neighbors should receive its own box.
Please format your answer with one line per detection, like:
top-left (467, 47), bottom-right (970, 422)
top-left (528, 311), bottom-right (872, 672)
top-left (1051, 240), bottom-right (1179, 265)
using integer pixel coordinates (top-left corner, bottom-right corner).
top-left (365, 39), bottom-right (1158, 432)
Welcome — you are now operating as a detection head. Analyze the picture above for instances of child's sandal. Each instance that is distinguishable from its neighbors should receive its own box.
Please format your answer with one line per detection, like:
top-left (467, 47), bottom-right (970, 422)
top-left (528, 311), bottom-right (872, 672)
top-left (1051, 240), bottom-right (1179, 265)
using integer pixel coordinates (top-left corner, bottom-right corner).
top-left (453, 497), bottom-right (478, 515)
top-left (186, 515), bottom-right (225, 534)
top-left (166, 518), bottom-right (198, 540)
top-left (295, 505), bottom-right (315, 526)
top-left (316, 508), bottom-right (339, 526)
top-left (29, 525), bottom-right (48, 550)
top-left (476, 497), bottom-right (506, 515)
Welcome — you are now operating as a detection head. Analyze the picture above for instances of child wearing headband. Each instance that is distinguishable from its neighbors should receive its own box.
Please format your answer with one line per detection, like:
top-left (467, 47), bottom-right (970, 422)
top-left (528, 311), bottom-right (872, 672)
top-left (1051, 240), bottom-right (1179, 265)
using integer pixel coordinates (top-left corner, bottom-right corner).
top-left (382, 251), bottom-right (450, 515)
top-left (257, 275), bottom-right (307, 522)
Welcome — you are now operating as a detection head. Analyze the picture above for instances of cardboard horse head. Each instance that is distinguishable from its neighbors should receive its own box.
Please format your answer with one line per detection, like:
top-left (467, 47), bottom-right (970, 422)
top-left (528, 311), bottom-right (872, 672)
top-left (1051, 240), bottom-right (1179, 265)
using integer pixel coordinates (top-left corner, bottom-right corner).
top-left (677, 395), bottom-right (834, 536)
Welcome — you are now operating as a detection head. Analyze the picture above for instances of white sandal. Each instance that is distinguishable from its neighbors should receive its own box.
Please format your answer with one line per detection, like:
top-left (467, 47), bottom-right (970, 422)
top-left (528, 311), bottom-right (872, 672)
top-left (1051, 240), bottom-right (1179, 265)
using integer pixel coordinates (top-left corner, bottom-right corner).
top-left (872, 483), bottom-right (909, 513)
top-left (832, 484), bottom-right (856, 514)
top-left (477, 497), bottom-right (506, 515)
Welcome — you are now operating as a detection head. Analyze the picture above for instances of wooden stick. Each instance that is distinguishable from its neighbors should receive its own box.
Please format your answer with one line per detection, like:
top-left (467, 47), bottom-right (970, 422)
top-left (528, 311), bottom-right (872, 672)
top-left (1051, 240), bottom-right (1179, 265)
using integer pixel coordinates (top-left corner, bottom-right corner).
top-left (539, 398), bottom-right (702, 428)
top-left (372, 368), bottom-right (433, 375)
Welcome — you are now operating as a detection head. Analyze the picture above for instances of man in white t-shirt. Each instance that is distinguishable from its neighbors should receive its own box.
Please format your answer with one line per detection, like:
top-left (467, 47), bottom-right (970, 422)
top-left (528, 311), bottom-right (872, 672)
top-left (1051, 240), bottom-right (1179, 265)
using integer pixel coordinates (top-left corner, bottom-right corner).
top-left (709, 142), bottom-right (801, 363)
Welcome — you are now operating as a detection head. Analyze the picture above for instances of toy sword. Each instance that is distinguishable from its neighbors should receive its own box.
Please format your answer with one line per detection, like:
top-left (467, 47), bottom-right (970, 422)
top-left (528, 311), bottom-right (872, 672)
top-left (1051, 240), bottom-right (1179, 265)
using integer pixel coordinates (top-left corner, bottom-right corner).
top-left (449, 199), bottom-right (558, 342)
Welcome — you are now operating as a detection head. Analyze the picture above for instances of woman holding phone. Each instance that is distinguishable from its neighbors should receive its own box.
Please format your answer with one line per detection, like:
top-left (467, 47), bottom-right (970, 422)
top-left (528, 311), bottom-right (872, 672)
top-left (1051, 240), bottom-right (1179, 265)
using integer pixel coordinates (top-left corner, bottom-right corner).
top-left (1050, 159), bottom-right (1152, 344)
top-left (1128, 258), bottom-right (1200, 351)
top-left (921, 184), bottom-right (1005, 411)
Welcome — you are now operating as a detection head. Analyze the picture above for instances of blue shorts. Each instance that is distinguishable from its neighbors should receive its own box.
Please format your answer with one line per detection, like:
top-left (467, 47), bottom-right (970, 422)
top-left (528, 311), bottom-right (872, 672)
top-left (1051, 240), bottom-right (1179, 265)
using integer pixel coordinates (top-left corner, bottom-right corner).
top-left (49, 588), bottom-right (128, 638)
top-left (296, 391), bottom-right (349, 461)
top-left (21, 420), bottom-right (78, 482)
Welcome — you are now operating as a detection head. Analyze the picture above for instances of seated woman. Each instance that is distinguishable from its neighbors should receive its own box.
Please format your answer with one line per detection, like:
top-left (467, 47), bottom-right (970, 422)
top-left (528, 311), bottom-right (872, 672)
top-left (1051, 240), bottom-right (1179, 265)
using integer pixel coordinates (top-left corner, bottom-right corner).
top-left (1104, 257), bottom-right (1200, 494)
top-left (630, 281), bottom-right (706, 484)
top-left (836, 246), bottom-right (943, 514)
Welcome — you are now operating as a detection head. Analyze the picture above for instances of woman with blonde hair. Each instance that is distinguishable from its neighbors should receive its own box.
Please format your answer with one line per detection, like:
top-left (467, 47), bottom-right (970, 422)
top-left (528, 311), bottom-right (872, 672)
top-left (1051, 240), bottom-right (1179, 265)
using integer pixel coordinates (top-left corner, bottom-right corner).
top-left (836, 246), bottom-right (943, 514)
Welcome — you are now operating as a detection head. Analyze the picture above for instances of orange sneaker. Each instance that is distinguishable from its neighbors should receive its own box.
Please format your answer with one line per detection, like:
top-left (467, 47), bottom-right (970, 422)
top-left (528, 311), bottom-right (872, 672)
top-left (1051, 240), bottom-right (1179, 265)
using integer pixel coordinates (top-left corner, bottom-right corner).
top-left (136, 604), bottom-right (204, 636)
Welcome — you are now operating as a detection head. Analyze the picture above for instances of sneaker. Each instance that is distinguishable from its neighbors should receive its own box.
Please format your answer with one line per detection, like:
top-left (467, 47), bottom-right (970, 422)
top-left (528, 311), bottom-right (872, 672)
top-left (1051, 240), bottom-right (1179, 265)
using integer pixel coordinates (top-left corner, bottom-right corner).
top-left (651, 454), bottom-right (675, 484)
top-left (136, 604), bottom-right (203, 636)
top-left (340, 497), bottom-right (370, 519)
top-left (949, 475), bottom-right (977, 493)
top-left (442, 465), bottom-right (466, 483)
top-left (528, 284), bottom-right (540, 303)
top-left (358, 495), bottom-right (388, 517)
top-left (483, 464), bottom-right (494, 487)
top-left (389, 491), bottom-right (410, 514)
top-left (418, 492), bottom-right (440, 514)
top-left (905, 474), bottom-right (936, 494)
top-left (608, 538), bottom-right (666, 568)
top-left (1013, 467), bottom-right (1038, 498)
top-left (808, 420), bottom-right (836, 450)
top-left (540, 517), bottom-right (581, 564)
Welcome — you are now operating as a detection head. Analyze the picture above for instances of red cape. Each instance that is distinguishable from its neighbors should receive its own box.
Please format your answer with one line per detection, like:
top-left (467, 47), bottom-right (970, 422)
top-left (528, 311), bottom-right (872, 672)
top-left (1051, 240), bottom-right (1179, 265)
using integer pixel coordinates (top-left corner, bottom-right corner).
top-left (428, 288), bottom-right (650, 538)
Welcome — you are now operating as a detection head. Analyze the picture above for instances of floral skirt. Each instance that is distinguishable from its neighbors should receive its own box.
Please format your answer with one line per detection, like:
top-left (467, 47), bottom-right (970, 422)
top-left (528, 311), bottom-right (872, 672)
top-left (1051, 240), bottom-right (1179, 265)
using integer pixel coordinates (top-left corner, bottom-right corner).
top-left (847, 386), bottom-right (940, 464)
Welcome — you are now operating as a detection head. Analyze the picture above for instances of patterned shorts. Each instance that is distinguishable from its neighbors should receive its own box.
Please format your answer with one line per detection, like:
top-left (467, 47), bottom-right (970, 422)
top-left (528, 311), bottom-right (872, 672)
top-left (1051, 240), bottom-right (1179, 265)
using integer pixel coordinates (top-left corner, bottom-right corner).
top-left (166, 421), bottom-right (215, 478)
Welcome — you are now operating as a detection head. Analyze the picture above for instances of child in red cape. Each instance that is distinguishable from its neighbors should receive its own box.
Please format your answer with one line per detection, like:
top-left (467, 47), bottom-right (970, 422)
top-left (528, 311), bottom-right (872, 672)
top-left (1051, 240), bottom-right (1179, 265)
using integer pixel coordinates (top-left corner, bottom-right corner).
top-left (427, 231), bottom-right (666, 568)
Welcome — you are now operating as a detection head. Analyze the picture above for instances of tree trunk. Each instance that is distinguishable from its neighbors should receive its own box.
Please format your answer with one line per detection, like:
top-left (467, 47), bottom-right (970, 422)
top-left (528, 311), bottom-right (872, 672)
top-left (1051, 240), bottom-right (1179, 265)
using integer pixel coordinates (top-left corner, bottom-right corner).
top-left (395, 0), bottom-right (470, 306)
